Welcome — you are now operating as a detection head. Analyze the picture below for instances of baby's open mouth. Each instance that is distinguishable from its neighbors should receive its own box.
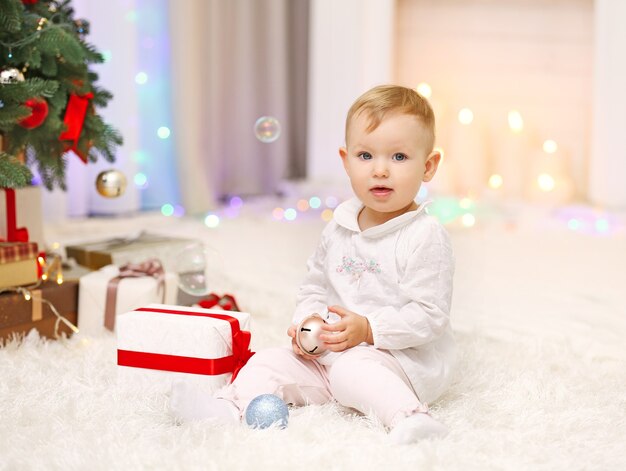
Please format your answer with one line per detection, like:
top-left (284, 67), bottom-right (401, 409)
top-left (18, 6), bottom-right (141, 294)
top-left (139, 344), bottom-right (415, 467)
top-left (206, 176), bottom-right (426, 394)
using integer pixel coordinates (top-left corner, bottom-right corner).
top-left (370, 186), bottom-right (393, 196)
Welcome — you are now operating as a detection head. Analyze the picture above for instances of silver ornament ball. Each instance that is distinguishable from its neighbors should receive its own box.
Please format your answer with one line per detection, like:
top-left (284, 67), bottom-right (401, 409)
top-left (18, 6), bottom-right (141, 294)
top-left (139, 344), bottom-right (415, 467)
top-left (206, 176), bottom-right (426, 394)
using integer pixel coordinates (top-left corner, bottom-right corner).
top-left (0, 68), bottom-right (25, 84)
top-left (96, 169), bottom-right (127, 198)
top-left (245, 394), bottom-right (289, 429)
top-left (295, 314), bottom-right (327, 356)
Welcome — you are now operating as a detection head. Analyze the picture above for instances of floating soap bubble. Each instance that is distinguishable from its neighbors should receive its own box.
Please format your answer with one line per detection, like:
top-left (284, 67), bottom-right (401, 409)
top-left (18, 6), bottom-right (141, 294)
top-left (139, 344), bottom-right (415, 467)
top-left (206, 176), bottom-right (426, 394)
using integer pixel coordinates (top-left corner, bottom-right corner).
top-left (176, 243), bottom-right (220, 296)
top-left (254, 116), bottom-right (281, 143)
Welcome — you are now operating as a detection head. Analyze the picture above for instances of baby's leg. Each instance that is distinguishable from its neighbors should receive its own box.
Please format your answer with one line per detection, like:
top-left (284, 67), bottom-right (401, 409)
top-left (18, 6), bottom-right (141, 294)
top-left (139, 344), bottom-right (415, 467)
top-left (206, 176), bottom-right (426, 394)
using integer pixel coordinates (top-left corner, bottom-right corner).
top-left (216, 346), bottom-right (332, 416)
top-left (170, 346), bottom-right (331, 422)
top-left (327, 346), bottom-right (447, 443)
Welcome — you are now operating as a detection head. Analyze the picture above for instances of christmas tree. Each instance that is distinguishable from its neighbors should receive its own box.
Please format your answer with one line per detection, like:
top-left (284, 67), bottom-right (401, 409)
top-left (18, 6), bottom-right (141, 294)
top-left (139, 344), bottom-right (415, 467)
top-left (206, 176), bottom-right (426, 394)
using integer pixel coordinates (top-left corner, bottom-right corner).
top-left (0, 0), bottom-right (122, 190)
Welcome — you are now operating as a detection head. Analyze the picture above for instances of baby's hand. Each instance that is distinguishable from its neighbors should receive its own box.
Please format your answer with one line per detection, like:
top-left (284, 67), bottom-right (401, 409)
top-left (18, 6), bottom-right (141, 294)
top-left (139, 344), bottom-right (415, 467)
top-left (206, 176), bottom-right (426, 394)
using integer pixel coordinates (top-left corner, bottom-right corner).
top-left (286, 324), bottom-right (315, 360)
top-left (319, 305), bottom-right (373, 352)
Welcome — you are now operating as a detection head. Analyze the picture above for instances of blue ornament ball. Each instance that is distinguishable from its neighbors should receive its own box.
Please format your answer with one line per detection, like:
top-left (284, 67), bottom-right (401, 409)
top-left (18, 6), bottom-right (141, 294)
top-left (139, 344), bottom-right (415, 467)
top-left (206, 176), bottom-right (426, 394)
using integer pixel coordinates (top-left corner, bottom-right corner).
top-left (245, 394), bottom-right (289, 429)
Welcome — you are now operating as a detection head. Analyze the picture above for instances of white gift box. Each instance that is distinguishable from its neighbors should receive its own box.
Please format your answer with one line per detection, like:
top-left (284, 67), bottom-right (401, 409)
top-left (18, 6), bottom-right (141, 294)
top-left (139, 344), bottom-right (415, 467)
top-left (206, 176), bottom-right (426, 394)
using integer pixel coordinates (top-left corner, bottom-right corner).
top-left (116, 304), bottom-right (253, 393)
top-left (78, 265), bottom-right (177, 336)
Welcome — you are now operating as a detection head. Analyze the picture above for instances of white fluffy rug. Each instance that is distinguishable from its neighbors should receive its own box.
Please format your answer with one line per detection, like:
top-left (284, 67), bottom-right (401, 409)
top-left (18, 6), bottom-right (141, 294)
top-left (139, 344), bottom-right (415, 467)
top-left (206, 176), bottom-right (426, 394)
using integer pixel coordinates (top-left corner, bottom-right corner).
top-left (1, 203), bottom-right (625, 470)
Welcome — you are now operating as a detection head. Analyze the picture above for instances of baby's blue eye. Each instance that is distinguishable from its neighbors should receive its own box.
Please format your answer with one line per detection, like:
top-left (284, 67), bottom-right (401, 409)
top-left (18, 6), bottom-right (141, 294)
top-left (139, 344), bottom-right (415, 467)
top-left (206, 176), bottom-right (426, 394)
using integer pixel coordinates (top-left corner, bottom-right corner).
top-left (358, 152), bottom-right (372, 160)
top-left (392, 153), bottom-right (406, 161)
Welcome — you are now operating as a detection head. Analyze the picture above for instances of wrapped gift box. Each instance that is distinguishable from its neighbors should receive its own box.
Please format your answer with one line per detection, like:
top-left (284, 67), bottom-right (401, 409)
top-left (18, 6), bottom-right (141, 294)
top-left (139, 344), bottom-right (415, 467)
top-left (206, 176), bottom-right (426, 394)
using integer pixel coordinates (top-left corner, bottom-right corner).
top-left (0, 241), bottom-right (40, 289)
top-left (117, 304), bottom-right (253, 393)
top-left (78, 264), bottom-right (178, 336)
top-left (65, 232), bottom-right (197, 272)
top-left (0, 187), bottom-right (45, 249)
top-left (0, 280), bottom-right (78, 342)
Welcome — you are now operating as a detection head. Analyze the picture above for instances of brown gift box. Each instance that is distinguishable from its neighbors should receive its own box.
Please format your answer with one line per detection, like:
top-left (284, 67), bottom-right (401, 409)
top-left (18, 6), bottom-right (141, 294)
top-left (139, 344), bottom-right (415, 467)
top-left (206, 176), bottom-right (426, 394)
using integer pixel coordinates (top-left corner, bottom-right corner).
top-left (65, 232), bottom-right (196, 272)
top-left (0, 280), bottom-right (78, 342)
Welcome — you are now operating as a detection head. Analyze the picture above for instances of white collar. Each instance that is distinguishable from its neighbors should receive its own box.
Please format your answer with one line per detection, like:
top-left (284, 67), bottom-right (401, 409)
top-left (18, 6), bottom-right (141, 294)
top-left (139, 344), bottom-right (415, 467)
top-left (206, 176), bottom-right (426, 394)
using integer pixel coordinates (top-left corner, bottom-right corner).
top-left (333, 197), bottom-right (430, 238)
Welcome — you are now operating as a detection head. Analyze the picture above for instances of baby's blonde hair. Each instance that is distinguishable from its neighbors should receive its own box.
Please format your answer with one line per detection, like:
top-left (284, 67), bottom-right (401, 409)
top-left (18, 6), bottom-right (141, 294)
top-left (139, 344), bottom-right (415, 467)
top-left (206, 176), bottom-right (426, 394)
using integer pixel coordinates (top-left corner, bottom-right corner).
top-left (345, 84), bottom-right (436, 152)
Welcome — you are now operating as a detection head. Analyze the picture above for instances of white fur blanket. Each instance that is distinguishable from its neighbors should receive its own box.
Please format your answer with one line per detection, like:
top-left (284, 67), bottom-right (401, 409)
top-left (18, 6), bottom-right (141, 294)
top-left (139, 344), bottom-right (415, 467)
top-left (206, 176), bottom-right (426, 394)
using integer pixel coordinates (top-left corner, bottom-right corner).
top-left (1, 208), bottom-right (625, 470)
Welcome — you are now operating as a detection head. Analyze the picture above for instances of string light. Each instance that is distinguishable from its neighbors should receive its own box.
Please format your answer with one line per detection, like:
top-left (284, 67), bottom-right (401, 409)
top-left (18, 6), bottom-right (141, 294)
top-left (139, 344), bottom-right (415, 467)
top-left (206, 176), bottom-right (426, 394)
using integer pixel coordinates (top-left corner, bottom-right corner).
top-left (0, 282), bottom-right (78, 338)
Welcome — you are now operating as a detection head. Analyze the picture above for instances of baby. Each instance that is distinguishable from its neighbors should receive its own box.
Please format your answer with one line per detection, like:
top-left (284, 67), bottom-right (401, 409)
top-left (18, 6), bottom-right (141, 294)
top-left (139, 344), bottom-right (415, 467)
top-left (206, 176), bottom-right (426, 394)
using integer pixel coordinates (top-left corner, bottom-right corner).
top-left (171, 84), bottom-right (456, 444)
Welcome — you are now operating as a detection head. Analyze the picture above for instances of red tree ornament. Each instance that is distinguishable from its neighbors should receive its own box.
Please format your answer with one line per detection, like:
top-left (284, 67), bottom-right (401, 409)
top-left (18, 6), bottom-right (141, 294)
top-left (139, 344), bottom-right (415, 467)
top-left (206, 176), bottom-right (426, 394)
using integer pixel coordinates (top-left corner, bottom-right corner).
top-left (21, 0), bottom-right (39, 4)
top-left (18, 97), bottom-right (49, 129)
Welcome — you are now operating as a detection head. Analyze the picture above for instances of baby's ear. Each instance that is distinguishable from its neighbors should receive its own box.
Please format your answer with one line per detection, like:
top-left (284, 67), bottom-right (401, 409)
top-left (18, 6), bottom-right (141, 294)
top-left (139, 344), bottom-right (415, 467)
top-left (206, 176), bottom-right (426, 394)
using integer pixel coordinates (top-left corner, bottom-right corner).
top-left (423, 149), bottom-right (441, 182)
top-left (339, 147), bottom-right (348, 167)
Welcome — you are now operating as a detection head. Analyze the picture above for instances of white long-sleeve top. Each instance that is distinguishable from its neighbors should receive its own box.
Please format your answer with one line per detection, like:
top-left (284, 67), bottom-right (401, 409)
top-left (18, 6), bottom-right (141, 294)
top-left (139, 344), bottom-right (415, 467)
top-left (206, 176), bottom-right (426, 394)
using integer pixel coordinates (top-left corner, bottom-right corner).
top-left (292, 197), bottom-right (456, 403)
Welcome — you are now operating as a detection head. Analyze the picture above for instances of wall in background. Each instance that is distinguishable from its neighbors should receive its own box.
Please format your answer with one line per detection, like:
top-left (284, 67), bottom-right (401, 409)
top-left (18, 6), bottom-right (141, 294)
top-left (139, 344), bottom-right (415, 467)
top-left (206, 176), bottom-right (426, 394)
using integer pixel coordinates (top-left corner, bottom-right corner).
top-left (394, 0), bottom-right (593, 203)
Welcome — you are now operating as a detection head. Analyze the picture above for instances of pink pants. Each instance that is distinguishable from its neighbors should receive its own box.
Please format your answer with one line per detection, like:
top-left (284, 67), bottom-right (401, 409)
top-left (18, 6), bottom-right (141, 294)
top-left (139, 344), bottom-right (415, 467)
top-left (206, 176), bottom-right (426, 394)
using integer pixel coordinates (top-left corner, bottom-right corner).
top-left (216, 345), bottom-right (425, 428)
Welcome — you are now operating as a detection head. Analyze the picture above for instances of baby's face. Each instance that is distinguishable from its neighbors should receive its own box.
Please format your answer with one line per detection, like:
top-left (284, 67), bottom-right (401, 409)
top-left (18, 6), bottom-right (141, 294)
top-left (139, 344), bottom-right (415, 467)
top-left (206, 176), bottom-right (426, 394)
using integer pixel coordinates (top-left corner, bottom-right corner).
top-left (340, 112), bottom-right (436, 220)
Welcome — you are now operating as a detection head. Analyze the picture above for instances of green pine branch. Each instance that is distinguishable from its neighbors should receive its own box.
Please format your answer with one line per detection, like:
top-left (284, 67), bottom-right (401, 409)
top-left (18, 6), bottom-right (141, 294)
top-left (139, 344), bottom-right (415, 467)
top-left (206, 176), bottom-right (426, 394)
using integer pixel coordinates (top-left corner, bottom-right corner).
top-left (0, 152), bottom-right (33, 188)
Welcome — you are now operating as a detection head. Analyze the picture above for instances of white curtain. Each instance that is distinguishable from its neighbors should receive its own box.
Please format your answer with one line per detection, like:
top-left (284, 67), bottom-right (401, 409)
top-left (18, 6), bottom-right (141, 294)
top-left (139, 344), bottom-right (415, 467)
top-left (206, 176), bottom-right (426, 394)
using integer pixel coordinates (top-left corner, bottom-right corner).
top-left (169, 0), bottom-right (309, 213)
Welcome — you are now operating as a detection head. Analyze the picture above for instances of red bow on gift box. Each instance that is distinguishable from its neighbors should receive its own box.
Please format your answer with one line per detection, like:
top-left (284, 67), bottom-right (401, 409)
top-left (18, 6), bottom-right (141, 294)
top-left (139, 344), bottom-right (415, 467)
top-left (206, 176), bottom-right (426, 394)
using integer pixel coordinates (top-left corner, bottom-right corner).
top-left (198, 293), bottom-right (241, 312)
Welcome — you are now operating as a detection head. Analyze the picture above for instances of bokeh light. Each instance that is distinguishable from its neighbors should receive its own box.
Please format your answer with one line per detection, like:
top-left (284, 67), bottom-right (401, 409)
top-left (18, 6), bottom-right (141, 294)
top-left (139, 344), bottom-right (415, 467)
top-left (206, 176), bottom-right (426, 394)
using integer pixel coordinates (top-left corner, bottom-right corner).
top-left (595, 218), bottom-right (609, 233)
top-left (458, 108), bottom-right (474, 125)
top-left (508, 110), bottom-right (524, 133)
top-left (537, 174), bottom-right (555, 192)
top-left (296, 199), bottom-right (310, 211)
top-left (272, 207), bottom-right (285, 220)
top-left (459, 198), bottom-right (473, 209)
top-left (173, 205), bottom-right (185, 217)
top-left (543, 139), bottom-right (558, 154)
top-left (321, 209), bottom-right (334, 222)
top-left (204, 214), bottom-right (220, 228)
top-left (416, 82), bottom-right (432, 98)
top-left (567, 219), bottom-right (581, 231)
top-left (229, 196), bottom-right (243, 209)
top-left (161, 203), bottom-right (174, 216)
top-left (461, 213), bottom-right (476, 227)
top-left (284, 208), bottom-right (297, 221)
top-left (157, 126), bottom-right (170, 139)
top-left (135, 72), bottom-right (148, 85)
top-left (489, 174), bottom-right (503, 189)
top-left (309, 196), bottom-right (321, 209)
top-left (325, 196), bottom-right (339, 209)
top-left (134, 172), bottom-right (148, 188)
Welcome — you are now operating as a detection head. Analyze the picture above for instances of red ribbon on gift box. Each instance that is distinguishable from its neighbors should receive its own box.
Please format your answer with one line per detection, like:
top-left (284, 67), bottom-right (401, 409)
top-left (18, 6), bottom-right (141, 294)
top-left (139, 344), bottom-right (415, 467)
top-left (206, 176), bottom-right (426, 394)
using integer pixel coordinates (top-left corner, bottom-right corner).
top-left (1, 189), bottom-right (29, 242)
top-left (117, 306), bottom-right (255, 382)
top-left (104, 259), bottom-right (165, 331)
top-left (59, 92), bottom-right (94, 163)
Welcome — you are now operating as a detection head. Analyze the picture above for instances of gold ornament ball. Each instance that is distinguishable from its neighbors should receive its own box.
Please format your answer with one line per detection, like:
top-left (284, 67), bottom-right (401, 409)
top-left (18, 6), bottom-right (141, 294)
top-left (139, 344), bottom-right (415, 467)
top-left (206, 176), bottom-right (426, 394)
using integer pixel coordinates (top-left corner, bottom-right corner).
top-left (96, 169), bottom-right (127, 198)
